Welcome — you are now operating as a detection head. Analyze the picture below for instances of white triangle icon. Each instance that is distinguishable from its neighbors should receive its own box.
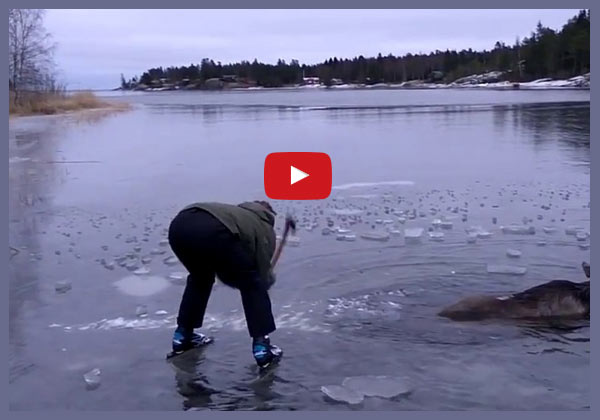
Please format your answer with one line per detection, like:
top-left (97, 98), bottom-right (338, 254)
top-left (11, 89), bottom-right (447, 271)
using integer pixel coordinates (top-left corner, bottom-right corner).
top-left (290, 165), bottom-right (309, 185)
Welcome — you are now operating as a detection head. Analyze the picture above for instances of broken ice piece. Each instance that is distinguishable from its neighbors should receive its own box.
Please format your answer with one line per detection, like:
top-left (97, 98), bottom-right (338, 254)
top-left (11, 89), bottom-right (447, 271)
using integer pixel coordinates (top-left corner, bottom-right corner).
top-left (168, 271), bottom-right (187, 281)
top-left (389, 229), bottom-right (402, 236)
top-left (537, 241), bottom-right (547, 247)
top-left (501, 225), bottom-right (535, 235)
top-left (576, 232), bottom-right (589, 241)
top-left (321, 227), bottom-right (333, 236)
top-left (133, 266), bottom-right (151, 275)
top-left (440, 221), bottom-right (453, 230)
top-left (336, 234), bottom-right (357, 242)
top-left (141, 256), bottom-right (152, 264)
top-left (404, 228), bottom-right (424, 244)
top-left (477, 231), bottom-right (492, 239)
top-left (397, 217), bottom-right (406, 224)
top-left (150, 248), bottom-right (166, 255)
top-left (159, 239), bottom-right (169, 246)
top-left (565, 226), bottom-right (585, 236)
top-left (135, 305), bottom-right (148, 317)
top-left (163, 256), bottom-right (179, 266)
top-left (466, 234), bottom-right (478, 244)
top-left (360, 232), bottom-right (390, 242)
top-left (487, 264), bottom-right (527, 275)
top-left (155, 310), bottom-right (168, 316)
top-left (320, 385), bottom-right (364, 405)
top-left (579, 243), bottom-right (590, 250)
top-left (55, 281), bottom-right (72, 294)
top-left (542, 226), bottom-right (557, 234)
top-left (431, 219), bottom-right (442, 227)
top-left (83, 368), bottom-right (101, 390)
top-left (506, 249), bottom-right (522, 258)
top-left (428, 232), bottom-right (445, 242)
top-left (342, 375), bottom-right (412, 399)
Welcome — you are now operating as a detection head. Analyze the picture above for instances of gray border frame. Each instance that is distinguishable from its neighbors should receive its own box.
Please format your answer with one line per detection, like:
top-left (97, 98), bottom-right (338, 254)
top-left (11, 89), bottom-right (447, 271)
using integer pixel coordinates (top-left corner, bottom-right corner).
top-left (4, 1), bottom-right (594, 418)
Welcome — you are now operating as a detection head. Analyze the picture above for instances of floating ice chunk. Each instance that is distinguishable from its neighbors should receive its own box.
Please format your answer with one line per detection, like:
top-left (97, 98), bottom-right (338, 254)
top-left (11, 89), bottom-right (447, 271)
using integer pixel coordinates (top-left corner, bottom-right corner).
top-left (125, 261), bottom-right (139, 271)
top-left (114, 275), bottom-right (170, 297)
top-left (397, 217), bottom-right (406, 224)
top-left (428, 232), bottom-right (445, 242)
top-left (321, 227), bottom-right (333, 236)
top-left (466, 234), bottom-right (478, 244)
top-left (389, 229), bottom-right (402, 236)
top-left (506, 249), bottom-right (522, 258)
top-left (133, 245), bottom-right (142, 252)
top-left (134, 266), bottom-right (151, 275)
top-left (404, 228), bottom-right (424, 244)
top-left (543, 226), bottom-right (557, 234)
top-left (83, 368), bottom-right (101, 390)
top-left (360, 232), bottom-right (390, 242)
top-left (337, 234), bottom-right (357, 242)
top-left (141, 256), bottom-right (152, 264)
top-left (159, 239), bottom-right (169, 247)
top-left (487, 264), bottom-right (527, 275)
top-left (477, 231), bottom-right (492, 239)
top-left (342, 375), bottom-right (412, 399)
top-left (432, 219), bottom-right (442, 227)
top-left (537, 241), bottom-right (547, 247)
top-left (332, 208), bottom-right (363, 216)
top-left (49, 323), bottom-right (62, 328)
top-left (440, 221), bottom-right (453, 230)
top-left (321, 385), bottom-right (364, 405)
top-left (382, 219), bottom-right (394, 225)
top-left (565, 226), bottom-right (585, 236)
top-left (337, 228), bottom-right (352, 234)
top-left (168, 271), bottom-right (187, 283)
top-left (576, 232), bottom-right (589, 241)
top-left (501, 225), bottom-right (535, 235)
top-left (287, 236), bottom-right (301, 247)
top-left (163, 256), bottom-right (179, 266)
top-left (579, 243), bottom-right (590, 250)
top-left (155, 310), bottom-right (168, 316)
top-left (135, 305), bottom-right (148, 317)
top-left (150, 248), bottom-right (166, 255)
top-left (55, 281), bottom-right (72, 294)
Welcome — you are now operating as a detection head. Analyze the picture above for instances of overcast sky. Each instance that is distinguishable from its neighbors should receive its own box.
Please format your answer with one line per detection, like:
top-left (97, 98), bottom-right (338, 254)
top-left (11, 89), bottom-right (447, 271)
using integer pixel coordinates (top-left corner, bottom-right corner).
top-left (44, 9), bottom-right (582, 90)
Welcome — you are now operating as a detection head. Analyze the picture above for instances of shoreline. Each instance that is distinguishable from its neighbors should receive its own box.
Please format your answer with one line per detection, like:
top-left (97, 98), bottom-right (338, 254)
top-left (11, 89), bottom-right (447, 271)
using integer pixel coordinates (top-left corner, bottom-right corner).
top-left (110, 73), bottom-right (590, 93)
top-left (109, 81), bottom-right (590, 94)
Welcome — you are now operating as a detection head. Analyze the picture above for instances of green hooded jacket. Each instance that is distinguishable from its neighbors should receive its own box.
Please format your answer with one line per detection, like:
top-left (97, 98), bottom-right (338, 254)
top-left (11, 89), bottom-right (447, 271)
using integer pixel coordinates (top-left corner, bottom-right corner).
top-left (182, 201), bottom-right (277, 288)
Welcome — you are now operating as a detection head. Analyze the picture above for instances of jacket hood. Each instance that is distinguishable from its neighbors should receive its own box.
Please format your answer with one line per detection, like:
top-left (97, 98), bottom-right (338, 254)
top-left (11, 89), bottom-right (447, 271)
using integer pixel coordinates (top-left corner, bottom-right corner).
top-left (238, 201), bottom-right (275, 226)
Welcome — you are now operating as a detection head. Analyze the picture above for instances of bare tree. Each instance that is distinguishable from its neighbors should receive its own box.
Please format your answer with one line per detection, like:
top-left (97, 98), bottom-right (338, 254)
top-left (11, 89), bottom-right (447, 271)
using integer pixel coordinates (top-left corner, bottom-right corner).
top-left (8, 9), bottom-right (57, 104)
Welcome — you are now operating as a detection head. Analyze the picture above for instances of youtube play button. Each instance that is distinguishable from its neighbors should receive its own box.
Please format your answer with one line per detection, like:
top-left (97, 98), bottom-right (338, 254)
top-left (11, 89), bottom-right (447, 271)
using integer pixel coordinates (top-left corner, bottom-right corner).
top-left (290, 166), bottom-right (309, 185)
top-left (264, 152), bottom-right (332, 200)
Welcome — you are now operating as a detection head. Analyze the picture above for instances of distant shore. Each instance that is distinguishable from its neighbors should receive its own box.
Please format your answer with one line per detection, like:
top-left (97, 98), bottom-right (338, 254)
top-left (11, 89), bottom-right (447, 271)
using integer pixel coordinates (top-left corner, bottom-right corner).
top-left (113, 73), bottom-right (590, 93)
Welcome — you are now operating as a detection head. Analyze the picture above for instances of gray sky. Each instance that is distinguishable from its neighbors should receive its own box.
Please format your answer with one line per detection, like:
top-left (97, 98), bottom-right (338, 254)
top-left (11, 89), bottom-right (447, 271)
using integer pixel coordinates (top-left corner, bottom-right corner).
top-left (44, 9), bottom-right (582, 90)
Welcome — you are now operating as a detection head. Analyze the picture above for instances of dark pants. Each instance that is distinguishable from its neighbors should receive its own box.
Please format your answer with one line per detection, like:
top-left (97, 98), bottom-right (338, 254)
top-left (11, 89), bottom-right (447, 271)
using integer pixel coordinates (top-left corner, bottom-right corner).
top-left (168, 207), bottom-right (276, 338)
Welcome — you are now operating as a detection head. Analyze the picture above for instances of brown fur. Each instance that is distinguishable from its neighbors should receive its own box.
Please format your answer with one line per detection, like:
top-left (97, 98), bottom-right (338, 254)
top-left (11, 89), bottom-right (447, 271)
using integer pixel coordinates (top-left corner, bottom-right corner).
top-left (439, 262), bottom-right (590, 322)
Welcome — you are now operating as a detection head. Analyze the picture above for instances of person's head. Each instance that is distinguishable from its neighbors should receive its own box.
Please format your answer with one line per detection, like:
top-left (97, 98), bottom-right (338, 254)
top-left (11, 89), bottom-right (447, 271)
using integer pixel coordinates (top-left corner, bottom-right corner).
top-left (254, 200), bottom-right (276, 215)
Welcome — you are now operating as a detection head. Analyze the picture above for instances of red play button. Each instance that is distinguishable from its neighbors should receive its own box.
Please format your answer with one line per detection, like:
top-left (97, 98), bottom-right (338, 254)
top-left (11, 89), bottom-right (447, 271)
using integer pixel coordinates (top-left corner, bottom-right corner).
top-left (264, 152), bottom-right (332, 200)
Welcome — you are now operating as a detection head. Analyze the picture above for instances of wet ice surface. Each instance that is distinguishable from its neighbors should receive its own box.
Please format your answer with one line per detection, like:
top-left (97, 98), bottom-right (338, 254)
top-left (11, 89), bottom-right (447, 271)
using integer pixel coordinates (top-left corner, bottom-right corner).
top-left (8, 90), bottom-right (589, 410)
